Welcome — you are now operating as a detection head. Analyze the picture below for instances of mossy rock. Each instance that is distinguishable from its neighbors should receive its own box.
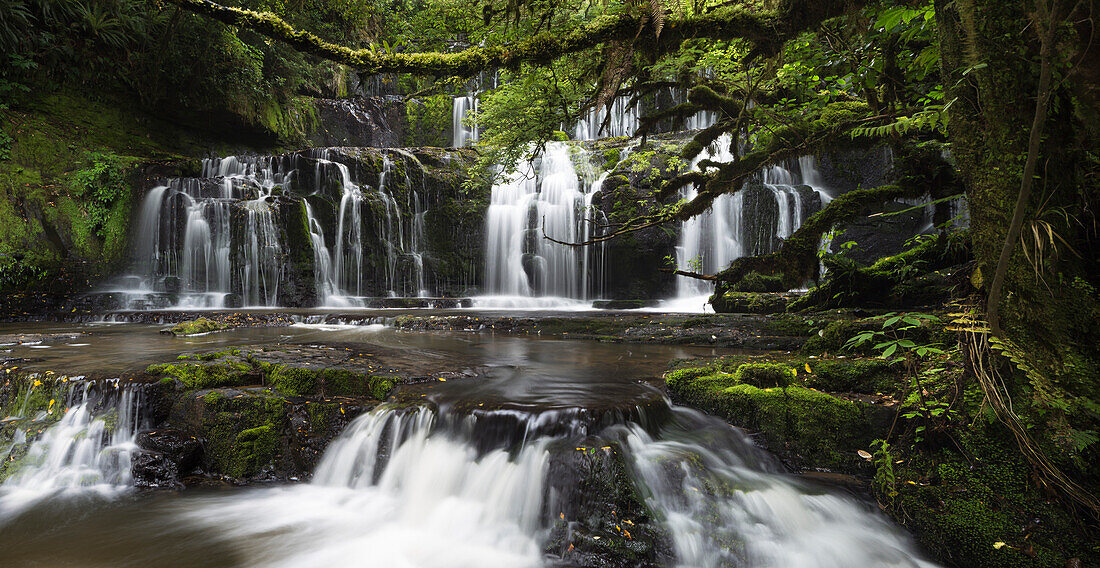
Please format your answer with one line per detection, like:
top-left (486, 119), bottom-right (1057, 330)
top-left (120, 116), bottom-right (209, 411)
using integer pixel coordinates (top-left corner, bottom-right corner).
top-left (667, 367), bottom-right (872, 472)
top-left (733, 363), bottom-right (795, 388)
top-left (168, 317), bottom-right (228, 336)
top-left (885, 428), bottom-right (1099, 568)
top-left (804, 359), bottom-right (898, 394)
top-left (731, 271), bottom-right (788, 293)
top-left (178, 390), bottom-right (288, 478)
top-left (710, 291), bottom-right (791, 314)
top-left (801, 318), bottom-right (873, 354)
top-left (146, 361), bottom-right (255, 390)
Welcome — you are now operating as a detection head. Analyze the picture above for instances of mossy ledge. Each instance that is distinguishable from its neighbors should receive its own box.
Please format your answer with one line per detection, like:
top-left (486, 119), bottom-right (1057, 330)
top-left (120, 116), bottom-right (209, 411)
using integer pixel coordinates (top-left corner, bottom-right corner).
top-left (664, 354), bottom-right (896, 473)
top-left (139, 345), bottom-right (404, 481)
top-left (166, 317), bottom-right (228, 336)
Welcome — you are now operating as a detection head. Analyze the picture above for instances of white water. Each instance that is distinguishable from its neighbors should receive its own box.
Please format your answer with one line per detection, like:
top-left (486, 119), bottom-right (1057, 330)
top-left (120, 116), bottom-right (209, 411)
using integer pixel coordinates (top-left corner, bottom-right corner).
top-left (676, 135), bottom-right (832, 298)
top-left (175, 404), bottom-right (938, 568)
top-left (574, 96), bottom-right (640, 140)
top-left (483, 142), bottom-right (605, 301)
top-left (453, 94), bottom-right (479, 147)
top-left (108, 148), bottom-right (433, 309)
top-left (184, 407), bottom-right (550, 568)
top-left (620, 412), bottom-right (939, 568)
top-left (0, 382), bottom-right (144, 520)
top-left (0, 380), bottom-right (940, 568)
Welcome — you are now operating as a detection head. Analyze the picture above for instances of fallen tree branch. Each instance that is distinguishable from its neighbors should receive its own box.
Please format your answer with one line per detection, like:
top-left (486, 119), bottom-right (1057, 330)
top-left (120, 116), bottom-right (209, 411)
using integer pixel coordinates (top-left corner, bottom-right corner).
top-left (657, 267), bottom-right (718, 280)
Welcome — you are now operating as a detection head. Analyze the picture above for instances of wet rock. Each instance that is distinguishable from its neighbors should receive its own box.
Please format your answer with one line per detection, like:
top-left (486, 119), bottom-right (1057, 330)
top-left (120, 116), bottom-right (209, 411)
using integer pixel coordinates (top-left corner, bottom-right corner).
top-left (137, 428), bottom-right (202, 471)
top-left (710, 291), bottom-right (795, 314)
top-left (132, 428), bottom-right (203, 488)
top-left (591, 300), bottom-right (660, 310)
top-left (544, 438), bottom-right (672, 568)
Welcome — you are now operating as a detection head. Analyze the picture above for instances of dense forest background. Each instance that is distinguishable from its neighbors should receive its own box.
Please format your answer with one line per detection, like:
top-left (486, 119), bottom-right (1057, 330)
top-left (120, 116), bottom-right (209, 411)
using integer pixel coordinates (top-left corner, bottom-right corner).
top-left (1, 1), bottom-right (1098, 566)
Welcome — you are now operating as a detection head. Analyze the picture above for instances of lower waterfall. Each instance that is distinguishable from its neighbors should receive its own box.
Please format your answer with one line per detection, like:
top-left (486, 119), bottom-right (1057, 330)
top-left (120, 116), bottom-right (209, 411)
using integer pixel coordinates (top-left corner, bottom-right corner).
top-left (0, 382), bottom-right (145, 521)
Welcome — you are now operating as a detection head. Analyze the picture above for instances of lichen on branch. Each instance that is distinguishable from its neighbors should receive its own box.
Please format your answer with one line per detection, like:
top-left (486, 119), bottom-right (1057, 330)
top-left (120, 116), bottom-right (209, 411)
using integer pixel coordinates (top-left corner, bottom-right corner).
top-left (163, 0), bottom-right (864, 76)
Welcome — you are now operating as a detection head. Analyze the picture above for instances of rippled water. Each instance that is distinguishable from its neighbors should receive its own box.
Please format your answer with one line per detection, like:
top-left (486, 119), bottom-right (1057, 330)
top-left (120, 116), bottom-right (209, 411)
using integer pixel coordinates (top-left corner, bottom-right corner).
top-left (0, 320), bottom-right (938, 568)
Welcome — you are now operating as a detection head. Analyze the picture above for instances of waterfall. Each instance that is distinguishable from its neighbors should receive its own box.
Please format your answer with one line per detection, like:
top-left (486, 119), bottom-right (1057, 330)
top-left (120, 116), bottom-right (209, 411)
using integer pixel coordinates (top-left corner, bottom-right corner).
top-left (482, 142), bottom-right (604, 302)
top-left (0, 382), bottom-right (145, 520)
top-left (239, 195), bottom-right (284, 306)
top-left (328, 157), bottom-right (366, 301)
top-left (162, 402), bottom-right (936, 568)
top-left (183, 406), bottom-right (551, 568)
top-left (106, 147), bottom-right (435, 309)
top-left (574, 96), bottom-right (640, 141)
top-left (619, 410), bottom-right (940, 568)
top-left (452, 94), bottom-right (479, 147)
top-left (676, 135), bottom-right (832, 297)
top-left (303, 199), bottom-right (340, 304)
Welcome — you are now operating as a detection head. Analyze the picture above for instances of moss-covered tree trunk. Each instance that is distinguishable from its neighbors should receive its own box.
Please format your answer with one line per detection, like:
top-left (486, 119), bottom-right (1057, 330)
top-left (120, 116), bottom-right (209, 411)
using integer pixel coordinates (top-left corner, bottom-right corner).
top-left (937, 0), bottom-right (1095, 354)
top-left (935, 0), bottom-right (1100, 506)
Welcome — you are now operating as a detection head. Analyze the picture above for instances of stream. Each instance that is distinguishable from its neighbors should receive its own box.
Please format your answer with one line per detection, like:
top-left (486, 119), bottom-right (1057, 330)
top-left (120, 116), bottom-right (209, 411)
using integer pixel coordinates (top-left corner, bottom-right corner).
top-left (0, 320), bottom-right (938, 568)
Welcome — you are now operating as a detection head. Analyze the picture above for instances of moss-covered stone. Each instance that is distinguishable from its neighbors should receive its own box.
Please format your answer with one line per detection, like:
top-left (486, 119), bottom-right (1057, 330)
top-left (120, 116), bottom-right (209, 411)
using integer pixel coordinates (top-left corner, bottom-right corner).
top-left (710, 291), bottom-right (792, 314)
top-left (168, 317), bottom-right (228, 336)
top-left (805, 359), bottom-right (896, 394)
top-left (145, 361), bottom-right (254, 390)
top-left (883, 426), bottom-right (1099, 568)
top-left (733, 363), bottom-right (795, 388)
top-left (667, 364), bottom-right (873, 472)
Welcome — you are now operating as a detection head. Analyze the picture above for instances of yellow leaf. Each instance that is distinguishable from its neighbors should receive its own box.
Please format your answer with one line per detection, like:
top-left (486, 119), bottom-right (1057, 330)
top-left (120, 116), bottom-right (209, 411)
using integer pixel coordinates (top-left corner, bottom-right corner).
top-left (993, 542), bottom-right (1006, 550)
top-left (805, 363), bottom-right (812, 373)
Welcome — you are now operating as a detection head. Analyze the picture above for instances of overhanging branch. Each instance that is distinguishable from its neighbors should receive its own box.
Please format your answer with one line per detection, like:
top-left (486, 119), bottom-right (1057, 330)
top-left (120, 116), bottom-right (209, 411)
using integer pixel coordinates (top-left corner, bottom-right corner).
top-left (163, 0), bottom-right (865, 76)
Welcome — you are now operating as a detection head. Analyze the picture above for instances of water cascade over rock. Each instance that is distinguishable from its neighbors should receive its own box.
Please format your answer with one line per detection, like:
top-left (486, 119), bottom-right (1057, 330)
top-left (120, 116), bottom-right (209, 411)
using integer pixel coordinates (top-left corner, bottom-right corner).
top-left (0, 381), bottom-right (145, 520)
top-left (96, 147), bottom-right (477, 309)
top-left (676, 134), bottom-right (830, 298)
top-left (482, 142), bottom-right (607, 303)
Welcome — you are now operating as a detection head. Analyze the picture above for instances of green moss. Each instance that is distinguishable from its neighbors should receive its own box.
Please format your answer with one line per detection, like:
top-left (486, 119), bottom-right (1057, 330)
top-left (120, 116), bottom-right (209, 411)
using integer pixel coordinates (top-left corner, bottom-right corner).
top-left (801, 318), bottom-right (868, 354)
top-left (234, 424), bottom-right (279, 475)
top-left (806, 359), bottom-right (897, 394)
top-left (267, 365), bottom-right (319, 396)
top-left (733, 363), bottom-right (795, 388)
top-left (711, 292), bottom-right (791, 314)
top-left (146, 361), bottom-right (252, 389)
top-left (368, 376), bottom-right (395, 401)
top-left (170, 317), bottom-right (228, 336)
top-left (885, 427), bottom-right (1098, 568)
top-left (732, 271), bottom-right (787, 293)
top-left (667, 366), bottom-right (871, 471)
top-left (195, 391), bottom-right (287, 478)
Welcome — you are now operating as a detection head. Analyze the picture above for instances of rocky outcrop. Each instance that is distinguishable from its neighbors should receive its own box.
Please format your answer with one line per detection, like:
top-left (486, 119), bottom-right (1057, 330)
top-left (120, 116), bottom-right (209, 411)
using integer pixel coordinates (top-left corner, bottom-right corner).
top-left (665, 354), bottom-right (899, 473)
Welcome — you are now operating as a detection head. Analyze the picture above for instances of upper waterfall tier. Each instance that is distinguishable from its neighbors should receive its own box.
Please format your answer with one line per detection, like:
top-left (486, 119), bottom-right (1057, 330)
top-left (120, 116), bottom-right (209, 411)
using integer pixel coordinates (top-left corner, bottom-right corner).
top-left (677, 134), bottom-right (831, 297)
top-left (95, 148), bottom-right (486, 310)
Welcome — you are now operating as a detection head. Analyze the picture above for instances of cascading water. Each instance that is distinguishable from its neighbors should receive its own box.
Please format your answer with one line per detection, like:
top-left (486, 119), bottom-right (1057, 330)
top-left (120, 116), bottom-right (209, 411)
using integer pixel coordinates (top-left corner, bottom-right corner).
top-left (618, 409), bottom-right (939, 568)
top-left (675, 135), bottom-right (831, 298)
top-left (182, 406), bottom-right (552, 568)
top-left (574, 96), bottom-right (640, 141)
top-left (0, 381), bottom-right (145, 520)
top-left (146, 398), bottom-right (936, 568)
top-left (481, 142), bottom-right (605, 305)
top-left (107, 147), bottom-right (434, 309)
top-left (453, 93), bottom-right (479, 147)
